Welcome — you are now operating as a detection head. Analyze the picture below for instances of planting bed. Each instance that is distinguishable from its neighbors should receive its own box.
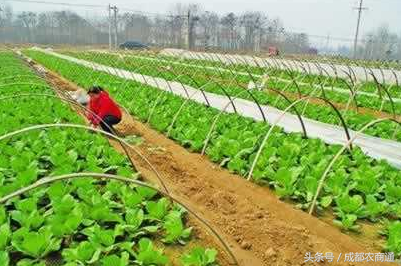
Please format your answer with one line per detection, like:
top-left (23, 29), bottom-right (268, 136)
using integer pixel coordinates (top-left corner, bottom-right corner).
top-left (22, 48), bottom-right (401, 263)
top-left (59, 50), bottom-right (401, 143)
top-left (0, 51), bottom-right (223, 266)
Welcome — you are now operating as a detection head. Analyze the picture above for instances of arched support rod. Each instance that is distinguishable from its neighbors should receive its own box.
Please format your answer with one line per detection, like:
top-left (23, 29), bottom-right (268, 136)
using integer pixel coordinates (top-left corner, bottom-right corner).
top-left (287, 78), bottom-right (352, 145)
top-left (199, 86), bottom-right (309, 157)
top-left (0, 92), bottom-right (138, 176)
top-left (192, 53), bottom-right (239, 114)
top-left (243, 89), bottom-right (267, 123)
top-left (146, 89), bottom-right (170, 124)
top-left (221, 55), bottom-right (267, 122)
top-left (0, 123), bottom-right (169, 195)
top-left (308, 118), bottom-right (401, 215)
top-left (169, 68), bottom-right (212, 108)
top-left (370, 72), bottom-right (397, 119)
top-left (166, 89), bottom-right (200, 137)
top-left (220, 50), bottom-right (307, 132)
top-left (234, 54), bottom-right (307, 134)
top-left (391, 69), bottom-right (399, 88)
top-left (207, 79), bottom-right (238, 114)
top-left (247, 95), bottom-right (353, 181)
top-left (0, 172), bottom-right (238, 266)
top-left (150, 57), bottom-right (206, 105)
top-left (331, 76), bottom-right (360, 112)
top-left (266, 87), bottom-right (308, 138)
top-left (285, 70), bottom-right (303, 98)
top-left (201, 90), bottom-right (255, 156)
top-left (341, 69), bottom-right (355, 90)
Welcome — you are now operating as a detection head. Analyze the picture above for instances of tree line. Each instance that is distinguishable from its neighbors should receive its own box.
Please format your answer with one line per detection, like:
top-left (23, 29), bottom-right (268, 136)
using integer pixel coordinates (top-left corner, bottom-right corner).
top-left (0, 3), bottom-right (313, 54)
top-left (0, 3), bottom-right (400, 60)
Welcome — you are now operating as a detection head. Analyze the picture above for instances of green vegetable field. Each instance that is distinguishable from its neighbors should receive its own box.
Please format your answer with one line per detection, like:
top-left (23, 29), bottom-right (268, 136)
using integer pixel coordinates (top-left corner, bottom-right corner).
top-left (58, 50), bottom-right (401, 142)
top-left (2, 47), bottom-right (401, 265)
top-left (0, 51), bottom-right (221, 266)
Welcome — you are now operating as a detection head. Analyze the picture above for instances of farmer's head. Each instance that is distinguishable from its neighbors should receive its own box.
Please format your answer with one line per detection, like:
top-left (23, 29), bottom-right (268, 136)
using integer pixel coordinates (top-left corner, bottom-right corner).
top-left (88, 86), bottom-right (103, 99)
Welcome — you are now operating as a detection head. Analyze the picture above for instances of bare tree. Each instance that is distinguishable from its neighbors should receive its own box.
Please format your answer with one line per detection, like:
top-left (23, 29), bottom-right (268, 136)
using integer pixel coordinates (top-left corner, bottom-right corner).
top-left (282, 32), bottom-right (310, 54)
top-left (221, 12), bottom-right (237, 50)
top-left (239, 11), bottom-right (266, 52)
top-left (120, 13), bottom-right (151, 43)
top-left (198, 11), bottom-right (219, 49)
top-left (152, 15), bottom-right (170, 46)
top-left (17, 11), bottom-right (37, 42)
top-left (358, 24), bottom-right (401, 60)
top-left (265, 18), bottom-right (284, 47)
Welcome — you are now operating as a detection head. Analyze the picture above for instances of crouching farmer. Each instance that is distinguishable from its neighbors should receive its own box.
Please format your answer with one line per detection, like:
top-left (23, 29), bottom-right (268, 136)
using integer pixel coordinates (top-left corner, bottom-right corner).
top-left (87, 86), bottom-right (122, 135)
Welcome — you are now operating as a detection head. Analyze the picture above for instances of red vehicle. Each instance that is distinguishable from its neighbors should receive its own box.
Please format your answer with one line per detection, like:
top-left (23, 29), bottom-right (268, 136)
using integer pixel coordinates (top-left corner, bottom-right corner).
top-left (268, 46), bottom-right (279, 56)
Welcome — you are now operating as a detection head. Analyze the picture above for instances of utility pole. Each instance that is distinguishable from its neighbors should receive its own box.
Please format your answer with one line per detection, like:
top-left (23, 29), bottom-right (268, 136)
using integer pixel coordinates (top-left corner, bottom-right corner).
top-left (325, 33), bottom-right (330, 54)
top-left (187, 9), bottom-right (199, 50)
top-left (108, 5), bottom-right (118, 49)
top-left (187, 9), bottom-right (191, 50)
top-left (353, 0), bottom-right (368, 59)
top-left (108, 4), bottom-right (112, 50)
top-left (111, 5), bottom-right (118, 49)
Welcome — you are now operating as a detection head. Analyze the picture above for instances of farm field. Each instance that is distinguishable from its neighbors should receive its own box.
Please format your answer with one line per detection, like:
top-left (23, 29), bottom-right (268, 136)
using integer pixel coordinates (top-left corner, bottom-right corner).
top-left (0, 51), bottom-right (226, 266)
top-left (72, 49), bottom-right (401, 101)
top-left (19, 47), bottom-right (401, 264)
top-left (158, 48), bottom-right (401, 85)
top-left (85, 50), bottom-right (401, 101)
top-left (55, 49), bottom-right (401, 143)
top-left (22, 49), bottom-right (401, 169)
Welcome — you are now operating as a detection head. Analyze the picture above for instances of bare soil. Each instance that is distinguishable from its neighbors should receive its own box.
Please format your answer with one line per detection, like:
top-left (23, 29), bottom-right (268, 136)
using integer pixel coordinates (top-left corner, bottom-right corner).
top-left (275, 89), bottom-right (401, 121)
top-left (197, 72), bottom-right (401, 120)
top-left (35, 61), bottom-right (397, 266)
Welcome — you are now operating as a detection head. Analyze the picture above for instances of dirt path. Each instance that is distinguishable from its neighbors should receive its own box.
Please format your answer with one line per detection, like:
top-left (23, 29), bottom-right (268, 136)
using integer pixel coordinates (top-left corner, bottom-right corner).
top-left (34, 61), bottom-right (396, 266)
top-left (115, 116), bottom-right (395, 266)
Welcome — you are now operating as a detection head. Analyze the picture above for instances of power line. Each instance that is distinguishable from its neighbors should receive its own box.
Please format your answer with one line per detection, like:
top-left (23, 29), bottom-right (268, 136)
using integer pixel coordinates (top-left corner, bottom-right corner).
top-left (2, 0), bottom-right (389, 46)
top-left (286, 31), bottom-right (358, 43)
top-left (3, 0), bottom-right (184, 17)
top-left (4, 0), bottom-right (105, 8)
top-left (115, 7), bottom-right (186, 17)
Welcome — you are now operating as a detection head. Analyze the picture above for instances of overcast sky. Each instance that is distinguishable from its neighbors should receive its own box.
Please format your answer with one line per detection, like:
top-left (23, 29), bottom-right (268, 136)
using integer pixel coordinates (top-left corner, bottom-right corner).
top-left (2, 0), bottom-right (401, 47)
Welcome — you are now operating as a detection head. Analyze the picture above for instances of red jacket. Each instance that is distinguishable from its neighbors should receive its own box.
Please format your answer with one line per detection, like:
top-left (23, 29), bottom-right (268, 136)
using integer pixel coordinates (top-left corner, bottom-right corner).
top-left (87, 91), bottom-right (122, 125)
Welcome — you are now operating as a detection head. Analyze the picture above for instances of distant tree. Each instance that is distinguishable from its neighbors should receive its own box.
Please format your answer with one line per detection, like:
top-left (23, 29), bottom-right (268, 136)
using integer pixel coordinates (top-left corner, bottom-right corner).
top-left (239, 11), bottom-right (266, 52)
top-left (120, 13), bottom-right (151, 43)
top-left (359, 24), bottom-right (401, 60)
top-left (220, 12), bottom-right (238, 50)
top-left (265, 18), bottom-right (284, 47)
top-left (198, 11), bottom-right (219, 49)
top-left (282, 32), bottom-right (310, 54)
top-left (1, 2), bottom-right (399, 60)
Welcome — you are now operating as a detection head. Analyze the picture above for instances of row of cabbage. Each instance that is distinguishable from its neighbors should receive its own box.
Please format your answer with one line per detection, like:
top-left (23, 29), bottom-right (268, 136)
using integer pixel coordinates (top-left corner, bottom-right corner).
top-left (60, 50), bottom-right (401, 143)
top-left (0, 51), bottom-right (218, 266)
top-left (23, 49), bottom-right (401, 259)
top-left (118, 50), bottom-right (401, 97)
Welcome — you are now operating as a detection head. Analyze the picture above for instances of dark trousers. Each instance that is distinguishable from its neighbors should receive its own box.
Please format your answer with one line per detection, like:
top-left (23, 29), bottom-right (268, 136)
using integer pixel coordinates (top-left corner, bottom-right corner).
top-left (100, 115), bottom-right (121, 134)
